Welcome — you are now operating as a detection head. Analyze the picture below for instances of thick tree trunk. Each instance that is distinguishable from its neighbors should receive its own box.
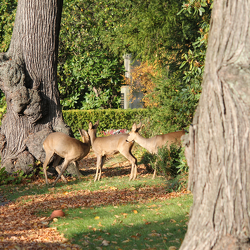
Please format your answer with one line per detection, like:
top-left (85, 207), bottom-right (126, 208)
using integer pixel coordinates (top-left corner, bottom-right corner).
top-left (0, 0), bottom-right (72, 173)
top-left (181, 1), bottom-right (250, 249)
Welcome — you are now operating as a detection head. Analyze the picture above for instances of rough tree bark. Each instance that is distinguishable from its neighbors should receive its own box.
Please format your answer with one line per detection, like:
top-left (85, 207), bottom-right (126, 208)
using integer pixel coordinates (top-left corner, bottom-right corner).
top-left (181, 0), bottom-right (250, 249)
top-left (0, 0), bottom-right (75, 174)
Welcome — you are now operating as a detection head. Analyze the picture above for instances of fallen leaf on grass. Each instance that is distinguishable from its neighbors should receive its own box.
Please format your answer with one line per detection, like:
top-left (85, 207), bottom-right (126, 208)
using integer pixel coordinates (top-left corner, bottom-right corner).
top-left (169, 246), bottom-right (177, 250)
top-left (0, 169), bottom-right (190, 249)
top-left (122, 239), bottom-right (130, 243)
top-left (143, 219), bottom-right (151, 225)
top-left (98, 221), bottom-right (104, 227)
top-left (101, 240), bottom-right (110, 246)
top-left (148, 233), bottom-right (161, 237)
top-left (131, 233), bottom-right (141, 239)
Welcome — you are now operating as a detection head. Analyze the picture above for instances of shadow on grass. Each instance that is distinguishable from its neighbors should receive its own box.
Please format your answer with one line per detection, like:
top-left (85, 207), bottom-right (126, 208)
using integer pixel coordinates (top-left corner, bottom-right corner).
top-left (68, 213), bottom-right (188, 250)
top-left (50, 194), bottom-right (192, 250)
top-left (0, 159), bottom-right (152, 204)
top-left (0, 178), bottom-right (191, 247)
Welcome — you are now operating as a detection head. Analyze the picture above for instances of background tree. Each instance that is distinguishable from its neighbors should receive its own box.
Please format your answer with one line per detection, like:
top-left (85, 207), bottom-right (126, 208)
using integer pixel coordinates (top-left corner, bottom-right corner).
top-left (141, 0), bottom-right (211, 134)
top-left (181, 0), bottom-right (250, 249)
top-left (0, 0), bottom-right (210, 121)
top-left (0, 0), bottom-right (70, 173)
top-left (58, 0), bottom-right (125, 110)
top-left (97, 0), bottom-right (203, 68)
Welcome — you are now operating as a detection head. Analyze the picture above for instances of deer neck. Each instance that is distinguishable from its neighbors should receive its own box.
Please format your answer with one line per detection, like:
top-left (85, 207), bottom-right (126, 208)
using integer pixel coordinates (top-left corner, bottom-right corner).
top-left (134, 134), bottom-right (152, 152)
top-left (89, 130), bottom-right (97, 146)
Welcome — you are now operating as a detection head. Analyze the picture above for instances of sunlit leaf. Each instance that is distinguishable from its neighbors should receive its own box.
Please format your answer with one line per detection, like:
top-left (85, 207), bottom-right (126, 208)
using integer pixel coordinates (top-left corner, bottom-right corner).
top-left (101, 240), bottom-right (110, 246)
top-left (122, 239), bottom-right (130, 243)
top-left (169, 247), bottom-right (177, 250)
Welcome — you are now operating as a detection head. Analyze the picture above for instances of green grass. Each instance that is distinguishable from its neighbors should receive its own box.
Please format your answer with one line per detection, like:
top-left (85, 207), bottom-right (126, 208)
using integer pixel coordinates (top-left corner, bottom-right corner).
top-left (1, 175), bottom-right (166, 201)
top-left (0, 145), bottom-right (192, 249)
top-left (50, 195), bottom-right (192, 249)
top-left (0, 172), bottom-right (192, 250)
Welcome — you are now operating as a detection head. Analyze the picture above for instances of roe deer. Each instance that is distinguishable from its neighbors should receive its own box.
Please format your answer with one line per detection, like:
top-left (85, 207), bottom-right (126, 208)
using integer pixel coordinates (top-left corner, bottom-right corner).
top-left (43, 129), bottom-right (90, 186)
top-left (127, 123), bottom-right (185, 178)
top-left (88, 121), bottom-right (137, 181)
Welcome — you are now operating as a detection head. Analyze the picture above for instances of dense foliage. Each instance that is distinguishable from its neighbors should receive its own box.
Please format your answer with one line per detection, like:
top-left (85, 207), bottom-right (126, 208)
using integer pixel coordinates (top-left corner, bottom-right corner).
top-left (0, 0), bottom-right (212, 117)
top-left (95, 0), bottom-right (202, 67)
top-left (62, 108), bottom-right (150, 138)
top-left (142, 1), bottom-right (212, 133)
top-left (0, 0), bottom-right (16, 53)
top-left (0, 0), bottom-right (17, 103)
top-left (0, 0), bottom-right (213, 181)
top-left (58, 0), bottom-right (125, 109)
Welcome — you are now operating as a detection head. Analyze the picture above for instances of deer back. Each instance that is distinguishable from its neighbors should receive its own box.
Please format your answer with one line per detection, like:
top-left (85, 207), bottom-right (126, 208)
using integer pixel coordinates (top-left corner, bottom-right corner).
top-left (91, 133), bottom-right (133, 156)
top-left (154, 130), bottom-right (185, 151)
top-left (43, 131), bottom-right (90, 161)
top-left (132, 130), bottom-right (185, 154)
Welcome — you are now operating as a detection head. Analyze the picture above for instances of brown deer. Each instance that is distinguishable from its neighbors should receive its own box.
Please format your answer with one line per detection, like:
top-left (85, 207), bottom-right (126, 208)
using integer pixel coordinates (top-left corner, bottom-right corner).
top-left (127, 123), bottom-right (185, 178)
top-left (88, 121), bottom-right (137, 181)
top-left (42, 129), bottom-right (90, 186)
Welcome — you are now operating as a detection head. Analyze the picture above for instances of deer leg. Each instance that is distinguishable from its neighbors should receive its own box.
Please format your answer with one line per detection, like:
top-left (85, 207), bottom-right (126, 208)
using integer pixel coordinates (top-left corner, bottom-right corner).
top-left (152, 158), bottom-right (158, 179)
top-left (53, 155), bottom-right (67, 183)
top-left (94, 155), bottom-right (102, 182)
top-left (152, 169), bottom-right (156, 179)
top-left (53, 159), bottom-right (70, 186)
top-left (97, 155), bottom-right (106, 181)
top-left (43, 151), bottom-right (54, 185)
top-left (74, 161), bottom-right (82, 179)
top-left (129, 162), bottom-right (137, 181)
top-left (120, 150), bottom-right (137, 181)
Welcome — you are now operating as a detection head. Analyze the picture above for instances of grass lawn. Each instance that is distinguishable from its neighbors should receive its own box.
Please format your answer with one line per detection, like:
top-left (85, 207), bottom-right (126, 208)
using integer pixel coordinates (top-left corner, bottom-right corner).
top-left (0, 147), bottom-right (193, 249)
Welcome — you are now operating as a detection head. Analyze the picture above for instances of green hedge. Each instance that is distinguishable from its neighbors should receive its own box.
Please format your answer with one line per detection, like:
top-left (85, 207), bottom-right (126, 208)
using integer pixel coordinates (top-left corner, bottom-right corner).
top-left (63, 108), bottom-right (151, 136)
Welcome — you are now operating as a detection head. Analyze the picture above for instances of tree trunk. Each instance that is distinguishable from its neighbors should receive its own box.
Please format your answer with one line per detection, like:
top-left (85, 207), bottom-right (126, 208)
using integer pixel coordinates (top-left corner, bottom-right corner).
top-left (181, 1), bottom-right (250, 249)
top-left (0, 0), bottom-right (72, 173)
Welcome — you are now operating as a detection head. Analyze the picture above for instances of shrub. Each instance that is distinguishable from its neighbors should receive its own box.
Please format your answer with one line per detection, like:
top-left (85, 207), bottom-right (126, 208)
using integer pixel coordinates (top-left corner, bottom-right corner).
top-left (141, 144), bottom-right (188, 191)
top-left (0, 167), bottom-right (33, 185)
top-left (141, 144), bottom-right (188, 178)
top-left (58, 0), bottom-right (125, 110)
top-left (62, 108), bottom-right (151, 138)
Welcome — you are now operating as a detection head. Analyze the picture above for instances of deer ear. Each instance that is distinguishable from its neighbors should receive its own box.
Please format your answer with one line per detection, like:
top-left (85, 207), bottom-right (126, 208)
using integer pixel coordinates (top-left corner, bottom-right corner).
top-left (94, 120), bottom-right (99, 128)
top-left (132, 123), bottom-right (137, 132)
top-left (89, 122), bottom-right (93, 129)
top-left (79, 128), bottom-right (83, 136)
top-left (81, 129), bottom-right (88, 137)
top-left (137, 122), bottom-right (142, 129)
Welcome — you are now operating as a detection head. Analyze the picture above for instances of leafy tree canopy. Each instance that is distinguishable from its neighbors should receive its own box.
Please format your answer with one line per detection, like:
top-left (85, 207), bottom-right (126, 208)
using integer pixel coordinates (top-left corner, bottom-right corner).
top-left (58, 0), bottom-right (125, 109)
top-left (93, 0), bottom-right (205, 70)
top-left (0, 0), bottom-right (17, 53)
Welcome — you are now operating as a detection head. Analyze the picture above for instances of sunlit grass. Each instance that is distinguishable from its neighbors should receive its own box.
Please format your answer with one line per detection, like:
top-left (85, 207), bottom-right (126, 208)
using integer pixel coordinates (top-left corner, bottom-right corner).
top-left (50, 195), bottom-right (192, 249)
top-left (0, 144), bottom-right (192, 249)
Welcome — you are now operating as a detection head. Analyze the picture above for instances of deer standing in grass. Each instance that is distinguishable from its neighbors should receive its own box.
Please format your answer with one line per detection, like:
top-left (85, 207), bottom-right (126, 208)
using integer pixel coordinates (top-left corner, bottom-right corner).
top-left (127, 123), bottom-right (185, 178)
top-left (88, 120), bottom-right (138, 181)
top-left (43, 129), bottom-right (90, 186)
